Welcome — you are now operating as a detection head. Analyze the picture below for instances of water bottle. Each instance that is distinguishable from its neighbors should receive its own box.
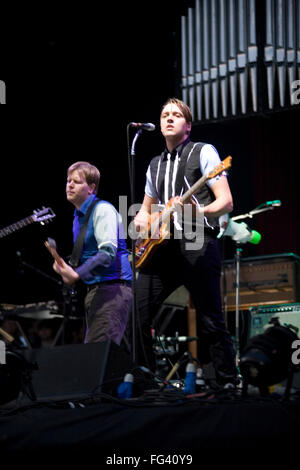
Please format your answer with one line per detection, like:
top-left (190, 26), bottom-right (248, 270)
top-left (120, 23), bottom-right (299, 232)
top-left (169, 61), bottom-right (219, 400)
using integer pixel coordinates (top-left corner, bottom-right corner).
top-left (196, 366), bottom-right (206, 390)
top-left (184, 362), bottom-right (196, 394)
top-left (117, 373), bottom-right (134, 398)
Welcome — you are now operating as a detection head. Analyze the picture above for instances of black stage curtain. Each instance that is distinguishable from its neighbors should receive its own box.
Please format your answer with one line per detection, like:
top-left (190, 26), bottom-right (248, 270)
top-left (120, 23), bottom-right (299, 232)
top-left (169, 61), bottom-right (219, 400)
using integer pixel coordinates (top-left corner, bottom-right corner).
top-left (191, 108), bottom-right (300, 259)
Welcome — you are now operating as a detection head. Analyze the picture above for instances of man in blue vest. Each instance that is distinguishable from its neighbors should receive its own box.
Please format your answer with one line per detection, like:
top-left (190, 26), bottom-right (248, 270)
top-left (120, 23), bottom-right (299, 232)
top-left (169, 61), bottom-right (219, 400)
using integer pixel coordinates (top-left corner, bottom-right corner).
top-left (52, 161), bottom-right (132, 346)
top-left (133, 98), bottom-right (237, 386)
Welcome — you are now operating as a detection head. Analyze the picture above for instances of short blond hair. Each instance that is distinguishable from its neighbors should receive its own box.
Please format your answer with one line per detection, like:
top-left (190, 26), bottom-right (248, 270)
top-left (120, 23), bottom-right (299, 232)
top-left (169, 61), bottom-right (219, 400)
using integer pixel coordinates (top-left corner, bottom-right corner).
top-left (67, 161), bottom-right (100, 194)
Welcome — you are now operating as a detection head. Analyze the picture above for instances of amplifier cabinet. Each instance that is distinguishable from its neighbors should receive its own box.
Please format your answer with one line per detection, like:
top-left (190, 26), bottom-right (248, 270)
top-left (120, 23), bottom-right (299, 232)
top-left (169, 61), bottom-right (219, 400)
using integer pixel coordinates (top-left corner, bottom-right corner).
top-left (247, 303), bottom-right (300, 389)
top-left (248, 303), bottom-right (300, 339)
top-left (222, 253), bottom-right (300, 311)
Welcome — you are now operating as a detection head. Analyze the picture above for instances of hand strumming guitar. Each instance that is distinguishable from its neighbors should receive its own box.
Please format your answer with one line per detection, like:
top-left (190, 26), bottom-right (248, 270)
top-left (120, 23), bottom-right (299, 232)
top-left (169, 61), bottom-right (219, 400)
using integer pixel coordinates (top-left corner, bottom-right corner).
top-left (45, 237), bottom-right (79, 287)
top-left (134, 208), bottom-right (151, 233)
top-left (53, 258), bottom-right (80, 287)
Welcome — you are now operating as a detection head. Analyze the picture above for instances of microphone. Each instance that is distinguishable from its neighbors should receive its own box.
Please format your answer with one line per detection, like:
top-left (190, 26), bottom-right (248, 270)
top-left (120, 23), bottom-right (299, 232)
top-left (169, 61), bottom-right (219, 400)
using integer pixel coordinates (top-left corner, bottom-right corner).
top-left (223, 219), bottom-right (261, 245)
top-left (164, 336), bottom-right (198, 344)
top-left (130, 122), bottom-right (156, 131)
top-left (257, 200), bottom-right (281, 209)
top-left (246, 228), bottom-right (261, 245)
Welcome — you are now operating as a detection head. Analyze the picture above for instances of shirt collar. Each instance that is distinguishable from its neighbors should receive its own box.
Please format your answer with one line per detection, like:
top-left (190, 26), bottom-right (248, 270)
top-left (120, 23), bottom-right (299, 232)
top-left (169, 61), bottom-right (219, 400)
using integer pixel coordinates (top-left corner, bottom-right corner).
top-left (162, 137), bottom-right (190, 161)
top-left (74, 194), bottom-right (97, 217)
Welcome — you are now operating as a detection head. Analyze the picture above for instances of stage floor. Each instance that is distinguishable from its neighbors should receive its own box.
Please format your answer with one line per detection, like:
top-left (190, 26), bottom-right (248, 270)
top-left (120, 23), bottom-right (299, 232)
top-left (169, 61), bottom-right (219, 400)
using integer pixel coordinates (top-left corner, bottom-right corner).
top-left (1, 387), bottom-right (300, 466)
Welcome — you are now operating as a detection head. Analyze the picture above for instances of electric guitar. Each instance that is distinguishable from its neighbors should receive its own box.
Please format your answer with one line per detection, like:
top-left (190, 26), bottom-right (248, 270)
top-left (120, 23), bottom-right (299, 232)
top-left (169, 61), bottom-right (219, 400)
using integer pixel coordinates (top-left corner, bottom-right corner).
top-left (135, 156), bottom-right (232, 269)
top-left (0, 207), bottom-right (56, 238)
top-left (44, 237), bottom-right (84, 314)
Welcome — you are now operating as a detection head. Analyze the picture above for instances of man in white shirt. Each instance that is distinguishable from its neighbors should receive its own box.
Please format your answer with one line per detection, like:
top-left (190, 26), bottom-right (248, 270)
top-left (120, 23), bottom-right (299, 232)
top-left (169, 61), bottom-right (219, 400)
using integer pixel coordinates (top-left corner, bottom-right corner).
top-left (132, 98), bottom-right (237, 386)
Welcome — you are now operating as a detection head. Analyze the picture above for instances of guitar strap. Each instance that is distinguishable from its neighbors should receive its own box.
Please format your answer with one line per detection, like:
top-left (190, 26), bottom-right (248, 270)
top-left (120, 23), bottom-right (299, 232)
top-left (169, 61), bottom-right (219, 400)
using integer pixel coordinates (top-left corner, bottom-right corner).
top-left (69, 198), bottom-right (99, 268)
top-left (174, 141), bottom-right (205, 196)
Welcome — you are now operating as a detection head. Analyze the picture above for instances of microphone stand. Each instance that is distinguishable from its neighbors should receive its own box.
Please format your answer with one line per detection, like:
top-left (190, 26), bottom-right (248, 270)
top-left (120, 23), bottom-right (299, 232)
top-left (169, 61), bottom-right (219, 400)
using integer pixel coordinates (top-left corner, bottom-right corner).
top-left (16, 252), bottom-right (73, 346)
top-left (228, 201), bottom-right (281, 382)
top-left (231, 202), bottom-right (281, 221)
top-left (127, 125), bottom-right (143, 364)
top-left (234, 243), bottom-right (242, 366)
top-left (16, 252), bottom-right (63, 288)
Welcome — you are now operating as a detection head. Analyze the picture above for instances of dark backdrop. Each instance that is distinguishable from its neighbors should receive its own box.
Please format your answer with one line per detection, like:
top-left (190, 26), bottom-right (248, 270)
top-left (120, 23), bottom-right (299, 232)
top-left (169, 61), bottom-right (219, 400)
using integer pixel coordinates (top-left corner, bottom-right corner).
top-left (1, 1), bottom-right (299, 306)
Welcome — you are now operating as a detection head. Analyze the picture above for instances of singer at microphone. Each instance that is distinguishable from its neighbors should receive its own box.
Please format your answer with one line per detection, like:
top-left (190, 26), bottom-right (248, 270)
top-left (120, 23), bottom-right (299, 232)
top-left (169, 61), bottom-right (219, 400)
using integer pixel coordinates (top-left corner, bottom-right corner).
top-left (130, 97), bottom-right (238, 386)
top-left (130, 122), bottom-right (156, 131)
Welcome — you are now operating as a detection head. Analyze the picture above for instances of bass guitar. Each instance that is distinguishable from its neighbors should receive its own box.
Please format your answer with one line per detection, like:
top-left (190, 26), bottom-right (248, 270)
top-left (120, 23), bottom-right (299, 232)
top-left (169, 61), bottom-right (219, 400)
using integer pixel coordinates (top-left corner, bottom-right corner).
top-left (135, 156), bottom-right (232, 269)
top-left (44, 238), bottom-right (84, 313)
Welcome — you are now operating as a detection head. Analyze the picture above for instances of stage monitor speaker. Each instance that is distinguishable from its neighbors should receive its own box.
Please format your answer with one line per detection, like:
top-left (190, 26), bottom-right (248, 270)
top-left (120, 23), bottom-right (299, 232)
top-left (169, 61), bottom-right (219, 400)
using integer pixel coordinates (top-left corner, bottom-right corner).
top-left (21, 341), bottom-right (141, 403)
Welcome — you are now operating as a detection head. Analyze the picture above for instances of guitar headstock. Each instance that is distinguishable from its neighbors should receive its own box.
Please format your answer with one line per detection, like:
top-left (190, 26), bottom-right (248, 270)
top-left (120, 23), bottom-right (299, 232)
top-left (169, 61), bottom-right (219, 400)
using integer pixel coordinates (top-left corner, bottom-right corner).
top-left (46, 237), bottom-right (57, 250)
top-left (44, 237), bottom-right (64, 267)
top-left (207, 156), bottom-right (232, 179)
top-left (32, 207), bottom-right (56, 224)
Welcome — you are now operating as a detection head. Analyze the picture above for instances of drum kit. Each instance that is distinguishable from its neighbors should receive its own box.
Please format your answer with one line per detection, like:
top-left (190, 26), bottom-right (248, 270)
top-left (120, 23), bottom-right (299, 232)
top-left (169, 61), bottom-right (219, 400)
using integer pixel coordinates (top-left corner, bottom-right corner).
top-left (0, 207), bottom-right (84, 350)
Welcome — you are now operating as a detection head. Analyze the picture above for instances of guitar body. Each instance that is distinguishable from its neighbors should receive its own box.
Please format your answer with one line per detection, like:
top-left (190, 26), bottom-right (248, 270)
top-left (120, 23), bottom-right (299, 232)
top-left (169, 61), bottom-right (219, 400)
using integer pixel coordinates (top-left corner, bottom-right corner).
top-left (135, 221), bottom-right (171, 269)
top-left (44, 238), bottom-right (85, 315)
top-left (135, 156), bottom-right (232, 270)
top-left (135, 196), bottom-right (176, 269)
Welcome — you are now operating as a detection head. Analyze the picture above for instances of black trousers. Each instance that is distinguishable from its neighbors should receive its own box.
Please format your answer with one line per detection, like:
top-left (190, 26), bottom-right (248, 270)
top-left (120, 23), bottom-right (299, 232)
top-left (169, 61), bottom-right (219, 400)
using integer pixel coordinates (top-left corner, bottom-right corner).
top-left (130, 236), bottom-right (237, 384)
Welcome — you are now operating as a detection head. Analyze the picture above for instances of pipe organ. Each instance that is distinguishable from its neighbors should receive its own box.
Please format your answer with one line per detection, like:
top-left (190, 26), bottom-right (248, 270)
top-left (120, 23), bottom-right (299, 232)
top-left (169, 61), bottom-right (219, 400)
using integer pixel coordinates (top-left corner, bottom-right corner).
top-left (180, 0), bottom-right (300, 121)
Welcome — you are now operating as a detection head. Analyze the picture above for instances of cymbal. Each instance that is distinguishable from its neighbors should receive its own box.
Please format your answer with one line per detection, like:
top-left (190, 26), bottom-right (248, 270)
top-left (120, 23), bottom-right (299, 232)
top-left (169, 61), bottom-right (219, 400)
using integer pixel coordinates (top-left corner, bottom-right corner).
top-left (14, 311), bottom-right (64, 320)
top-left (1, 301), bottom-right (63, 319)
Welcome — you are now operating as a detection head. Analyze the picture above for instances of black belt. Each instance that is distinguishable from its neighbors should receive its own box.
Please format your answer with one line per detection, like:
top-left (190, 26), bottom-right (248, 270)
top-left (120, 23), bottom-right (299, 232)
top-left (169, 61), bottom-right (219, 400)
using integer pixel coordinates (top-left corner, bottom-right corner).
top-left (86, 279), bottom-right (132, 291)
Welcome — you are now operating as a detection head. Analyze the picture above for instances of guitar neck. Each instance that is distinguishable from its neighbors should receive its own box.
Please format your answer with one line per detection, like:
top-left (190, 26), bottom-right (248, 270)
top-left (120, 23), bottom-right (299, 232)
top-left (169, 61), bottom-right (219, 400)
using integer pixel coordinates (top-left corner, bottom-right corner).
top-left (146, 174), bottom-right (209, 234)
top-left (180, 174), bottom-right (208, 204)
top-left (0, 216), bottom-right (34, 238)
top-left (158, 174), bottom-right (208, 225)
top-left (44, 241), bottom-right (64, 267)
top-left (138, 159), bottom-right (229, 239)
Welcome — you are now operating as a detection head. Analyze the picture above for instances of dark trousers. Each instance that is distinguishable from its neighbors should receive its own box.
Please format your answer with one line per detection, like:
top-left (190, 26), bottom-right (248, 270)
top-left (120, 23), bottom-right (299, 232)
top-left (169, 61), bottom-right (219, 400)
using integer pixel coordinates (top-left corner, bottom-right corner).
top-left (84, 282), bottom-right (132, 345)
top-left (130, 237), bottom-right (237, 384)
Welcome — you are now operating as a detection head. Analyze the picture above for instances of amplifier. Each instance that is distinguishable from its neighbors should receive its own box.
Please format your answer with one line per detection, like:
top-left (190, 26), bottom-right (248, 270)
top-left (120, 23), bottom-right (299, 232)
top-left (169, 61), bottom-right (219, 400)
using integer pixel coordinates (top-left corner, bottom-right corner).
top-left (246, 303), bottom-right (300, 390)
top-left (248, 303), bottom-right (300, 340)
top-left (222, 252), bottom-right (300, 311)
